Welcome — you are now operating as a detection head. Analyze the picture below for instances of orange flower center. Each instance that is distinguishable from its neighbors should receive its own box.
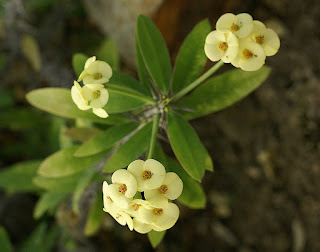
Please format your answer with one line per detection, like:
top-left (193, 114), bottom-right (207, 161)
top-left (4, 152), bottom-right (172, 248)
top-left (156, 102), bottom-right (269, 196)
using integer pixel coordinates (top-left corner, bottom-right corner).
top-left (255, 35), bottom-right (264, 45)
top-left (231, 23), bottom-right (240, 32)
top-left (158, 185), bottom-right (168, 194)
top-left (153, 208), bottom-right (163, 216)
top-left (218, 42), bottom-right (228, 51)
top-left (118, 184), bottom-right (127, 194)
top-left (142, 170), bottom-right (152, 180)
top-left (132, 203), bottom-right (141, 211)
top-left (243, 49), bottom-right (255, 59)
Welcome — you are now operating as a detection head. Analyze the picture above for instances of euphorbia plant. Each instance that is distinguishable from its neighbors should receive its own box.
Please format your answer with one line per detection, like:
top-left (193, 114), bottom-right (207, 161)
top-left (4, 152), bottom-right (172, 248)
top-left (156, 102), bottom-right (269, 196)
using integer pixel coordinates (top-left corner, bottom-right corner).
top-left (1, 13), bottom-right (279, 248)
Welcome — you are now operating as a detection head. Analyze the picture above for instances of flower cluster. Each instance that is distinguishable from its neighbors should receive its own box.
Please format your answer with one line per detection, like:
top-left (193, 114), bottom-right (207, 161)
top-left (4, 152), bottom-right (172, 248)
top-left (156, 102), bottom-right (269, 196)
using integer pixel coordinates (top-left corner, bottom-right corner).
top-left (204, 13), bottom-right (280, 71)
top-left (71, 56), bottom-right (112, 118)
top-left (102, 159), bottom-right (183, 234)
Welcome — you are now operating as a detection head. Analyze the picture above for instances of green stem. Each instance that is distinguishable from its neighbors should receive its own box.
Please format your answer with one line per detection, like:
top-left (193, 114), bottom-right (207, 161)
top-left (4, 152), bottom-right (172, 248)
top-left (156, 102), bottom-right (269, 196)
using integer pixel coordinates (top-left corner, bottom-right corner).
top-left (170, 60), bottom-right (224, 102)
top-left (147, 113), bottom-right (160, 159)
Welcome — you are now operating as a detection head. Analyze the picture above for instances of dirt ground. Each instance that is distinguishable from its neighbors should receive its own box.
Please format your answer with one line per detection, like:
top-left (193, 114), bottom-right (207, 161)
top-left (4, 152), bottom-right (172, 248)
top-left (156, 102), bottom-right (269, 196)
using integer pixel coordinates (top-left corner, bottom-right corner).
top-left (1, 0), bottom-right (320, 251)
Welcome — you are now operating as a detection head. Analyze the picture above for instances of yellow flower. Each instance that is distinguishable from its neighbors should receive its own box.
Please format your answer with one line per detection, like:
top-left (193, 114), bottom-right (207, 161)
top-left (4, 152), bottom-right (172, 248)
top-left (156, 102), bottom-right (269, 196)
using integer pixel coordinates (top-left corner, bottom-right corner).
top-left (204, 30), bottom-right (239, 63)
top-left (144, 172), bottom-right (183, 208)
top-left (231, 38), bottom-right (266, 71)
top-left (249, 20), bottom-right (280, 56)
top-left (71, 81), bottom-right (109, 118)
top-left (78, 59), bottom-right (112, 85)
top-left (139, 203), bottom-right (180, 232)
top-left (127, 159), bottom-right (166, 192)
top-left (216, 13), bottom-right (253, 38)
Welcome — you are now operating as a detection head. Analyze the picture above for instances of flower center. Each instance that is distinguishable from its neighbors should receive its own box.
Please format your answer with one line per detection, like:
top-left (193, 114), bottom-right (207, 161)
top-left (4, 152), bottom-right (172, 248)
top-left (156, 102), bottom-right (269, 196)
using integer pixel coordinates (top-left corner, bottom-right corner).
top-left (93, 90), bottom-right (101, 99)
top-left (153, 208), bottom-right (163, 216)
top-left (93, 73), bottom-right (102, 80)
top-left (118, 184), bottom-right (127, 194)
top-left (242, 49), bottom-right (256, 59)
top-left (230, 23), bottom-right (240, 32)
top-left (132, 203), bottom-right (141, 211)
top-left (142, 170), bottom-right (152, 180)
top-left (158, 185), bottom-right (168, 195)
top-left (255, 35), bottom-right (264, 45)
top-left (218, 42), bottom-right (228, 51)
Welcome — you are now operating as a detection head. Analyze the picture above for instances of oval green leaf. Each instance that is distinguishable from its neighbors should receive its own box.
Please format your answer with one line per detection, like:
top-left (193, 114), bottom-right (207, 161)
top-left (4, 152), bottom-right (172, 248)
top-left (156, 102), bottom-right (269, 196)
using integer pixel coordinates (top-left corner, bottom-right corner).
top-left (72, 53), bottom-right (88, 77)
top-left (103, 122), bottom-right (153, 173)
top-left (95, 38), bottom-right (120, 70)
top-left (171, 19), bottom-right (211, 93)
top-left (148, 230), bottom-right (166, 248)
top-left (84, 192), bottom-right (103, 236)
top-left (0, 226), bottom-right (13, 252)
top-left (153, 143), bottom-right (206, 209)
top-left (167, 111), bottom-right (213, 181)
top-left (39, 146), bottom-right (107, 178)
top-left (0, 160), bottom-right (42, 193)
top-left (108, 70), bottom-right (152, 97)
top-left (177, 67), bottom-right (271, 120)
top-left (75, 123), bottom-right (139, 157)
top-left (26, 88), bottom-right (130, 124)
top-left (136, 15), bottom-right (171, 95)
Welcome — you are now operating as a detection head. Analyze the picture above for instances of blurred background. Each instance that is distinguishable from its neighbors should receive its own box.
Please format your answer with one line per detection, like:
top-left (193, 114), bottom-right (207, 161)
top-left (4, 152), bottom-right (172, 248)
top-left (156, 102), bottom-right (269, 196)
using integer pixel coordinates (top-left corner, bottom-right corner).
top-left (0, 0), bottom-right (320, 251)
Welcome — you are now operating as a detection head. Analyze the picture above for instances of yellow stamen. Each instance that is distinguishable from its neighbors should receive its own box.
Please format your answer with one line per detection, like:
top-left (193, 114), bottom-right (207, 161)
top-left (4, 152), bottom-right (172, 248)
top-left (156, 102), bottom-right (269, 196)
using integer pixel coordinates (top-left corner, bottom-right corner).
top-left (132, 203), bottom-right (141, 211)
top-left (93, 90), bottom-right (101, 99)
top-left (243, 49), bottom-right (255, 59)
top-left (158, 185), bottom-right (168, 195)
top-left (153, 208), bottom-right (163, 216)
top-left (218, 42), bottom-right (228, 51)
top-left (142, 170), bottom-right (152, 180)
top-left (231, 23), bottom-right (240, 32)
top-left (255, 35), bottom-right (264, 45)
top-left (118, 184), bottom-right (127, 194)
top-left (93, 73), bottom-right (102, 80)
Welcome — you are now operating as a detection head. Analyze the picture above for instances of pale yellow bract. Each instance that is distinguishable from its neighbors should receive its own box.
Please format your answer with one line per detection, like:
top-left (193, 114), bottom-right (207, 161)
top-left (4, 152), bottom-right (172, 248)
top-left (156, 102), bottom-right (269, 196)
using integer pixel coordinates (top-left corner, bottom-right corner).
top-left (102, 159), bottom-right (183, 234)
top-left (205, 13), bottom-right (280, 71)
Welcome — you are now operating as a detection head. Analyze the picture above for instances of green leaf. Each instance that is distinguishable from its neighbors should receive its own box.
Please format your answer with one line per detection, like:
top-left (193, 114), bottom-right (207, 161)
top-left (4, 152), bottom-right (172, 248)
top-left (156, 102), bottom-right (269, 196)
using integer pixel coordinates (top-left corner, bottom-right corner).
top-left (75, 123), bottom-right (139, 157)
top-left (105, 88), bottom-right (154, 114)
top-left (177, 67), bottom-right (271, 120)
top-left (171, 19), bottom-right (211, 93)
top-left (72, 166), bottom-right (96, 214)
top-left (167, 158), bottom-right (206, 208)
top-left (26, 88), bottom-right (130, 124)
top-left (34, 191), bottom-right (68, 219)
top-left (21, 34), bottom-right (41, 71)
top-left (0, 226), bottom-right (13, 252)
top-left (39, 146), bottom-right (107, 178)
top-left (153, 143), bottom-right (207, 209)
top-left (104, 122), bottom-right (153, 172)
top-left (148, 230), bottom-right (166, 248)
top-left (108, 70), bottom-right (150, 96)
top-left (167, 111), bottom-right (212, 181)
top-left (63, 127), bottom-right (102, 143)
top-left (72, 53), bottom-right (88, 77)
top-left (135, 34), bottom-right (152, 96)
top-left (136, 15), bottom-right (171, 95)
top-left (19, 223), bottom-right (59, 252)
top-left (96, 38), bottom-right (120, 70)
top-left (33, 172), bottom-right (83, 192)
top-left (84, 192), bottom-right (103, 236)
top-left (0, 160), bottom-right (42, 193)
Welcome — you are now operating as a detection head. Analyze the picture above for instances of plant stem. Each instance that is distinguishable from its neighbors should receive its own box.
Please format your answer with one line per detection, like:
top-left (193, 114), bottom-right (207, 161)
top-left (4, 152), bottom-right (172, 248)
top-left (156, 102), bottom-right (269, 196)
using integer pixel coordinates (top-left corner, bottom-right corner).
top-left (147, 113), bottom-right (160, 159)
top-left (170, 60), bottom-right (224, 102)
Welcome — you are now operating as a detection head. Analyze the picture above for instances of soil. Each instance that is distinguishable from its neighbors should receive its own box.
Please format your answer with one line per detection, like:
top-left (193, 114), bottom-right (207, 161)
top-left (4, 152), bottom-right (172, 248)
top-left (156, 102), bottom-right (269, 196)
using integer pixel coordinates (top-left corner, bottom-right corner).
top-left (1, 0), bottom-right (320, 251)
